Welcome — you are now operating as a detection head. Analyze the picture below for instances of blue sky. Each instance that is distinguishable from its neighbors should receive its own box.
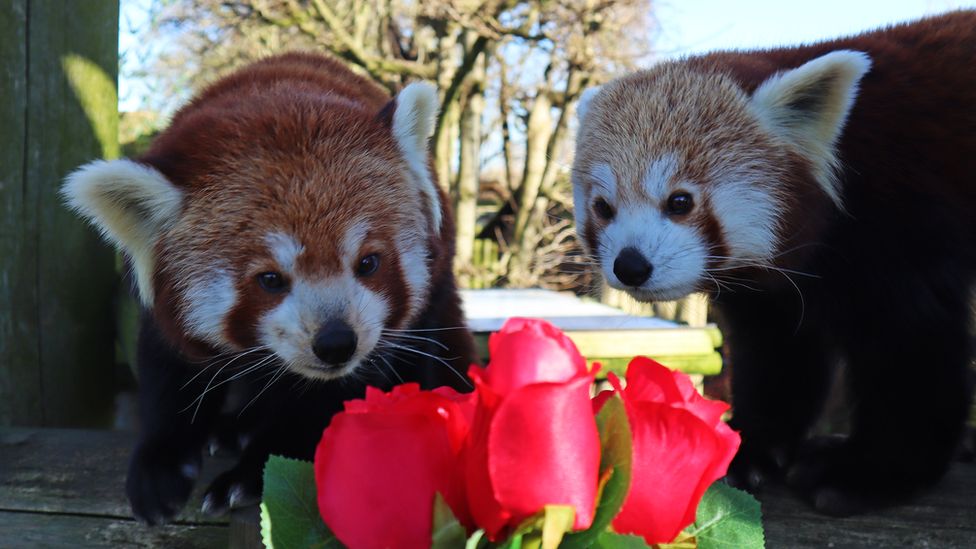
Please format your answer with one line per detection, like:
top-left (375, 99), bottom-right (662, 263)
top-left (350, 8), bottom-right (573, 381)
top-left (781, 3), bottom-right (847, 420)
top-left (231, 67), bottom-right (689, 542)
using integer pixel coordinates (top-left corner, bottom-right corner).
top-left (651, 0), bottom-right (976, 58)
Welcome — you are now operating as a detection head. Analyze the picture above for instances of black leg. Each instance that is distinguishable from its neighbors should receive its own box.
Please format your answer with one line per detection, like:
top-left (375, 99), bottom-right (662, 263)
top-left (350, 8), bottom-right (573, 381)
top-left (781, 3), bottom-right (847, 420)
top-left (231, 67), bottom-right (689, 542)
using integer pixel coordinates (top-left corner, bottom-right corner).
top-left (126, 315), bottom-right (225, 524)
top-left (718, 289), bottom-right (835, 491)
top-left (787, 275), bottom-right (973, 515)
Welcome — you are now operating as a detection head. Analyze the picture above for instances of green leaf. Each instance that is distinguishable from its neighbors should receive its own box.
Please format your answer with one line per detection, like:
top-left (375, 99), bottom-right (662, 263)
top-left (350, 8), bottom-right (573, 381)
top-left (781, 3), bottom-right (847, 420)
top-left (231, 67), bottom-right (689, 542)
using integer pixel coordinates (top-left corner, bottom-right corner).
top-left (563, 395), bottom-right (634, 548)
top-left (260, 455), bottom-right (343, 549)
top-left (686, 483), bottom-right (764, 549)
top-left (591, 532), bottom-right (651, 548)
top-left (431, 492), bottom-right (468, 549)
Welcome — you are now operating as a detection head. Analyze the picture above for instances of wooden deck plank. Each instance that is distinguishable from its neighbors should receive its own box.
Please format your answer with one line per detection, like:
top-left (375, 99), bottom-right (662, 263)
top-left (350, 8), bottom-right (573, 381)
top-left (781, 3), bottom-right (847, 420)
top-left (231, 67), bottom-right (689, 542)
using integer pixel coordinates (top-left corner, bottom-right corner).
top-left (2, 429), bottom-right (974, 548)
top-left (0, 512), bottom-right (227, 549)
top-left (0, 428), bottom-right (229, 525)
top-left (759, 462), bottom-right (976, 548)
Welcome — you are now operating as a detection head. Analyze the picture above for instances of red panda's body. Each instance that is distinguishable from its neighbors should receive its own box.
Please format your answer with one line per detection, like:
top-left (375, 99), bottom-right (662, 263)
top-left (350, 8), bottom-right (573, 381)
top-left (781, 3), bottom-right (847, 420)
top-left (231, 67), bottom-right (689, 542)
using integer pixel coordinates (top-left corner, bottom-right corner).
top-left (64, 53), bottom-right (475, 523)
top-left (573, 11), bottom-right (976, 515)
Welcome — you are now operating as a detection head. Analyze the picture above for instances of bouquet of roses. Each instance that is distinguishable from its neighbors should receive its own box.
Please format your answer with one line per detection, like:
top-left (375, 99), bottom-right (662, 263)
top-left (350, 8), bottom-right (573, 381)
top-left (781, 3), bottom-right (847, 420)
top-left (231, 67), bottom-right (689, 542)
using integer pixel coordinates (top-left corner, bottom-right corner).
top-left (260, 318), bottom-right (764, 548)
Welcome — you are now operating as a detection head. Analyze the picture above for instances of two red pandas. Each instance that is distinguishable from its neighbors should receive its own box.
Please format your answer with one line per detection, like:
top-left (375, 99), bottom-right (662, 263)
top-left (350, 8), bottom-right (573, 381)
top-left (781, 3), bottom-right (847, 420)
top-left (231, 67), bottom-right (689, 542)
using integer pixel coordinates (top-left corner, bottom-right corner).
top-left (573, 11), bottom-right (976, 515)
top-left (63, 53), bottom-right (475, 523)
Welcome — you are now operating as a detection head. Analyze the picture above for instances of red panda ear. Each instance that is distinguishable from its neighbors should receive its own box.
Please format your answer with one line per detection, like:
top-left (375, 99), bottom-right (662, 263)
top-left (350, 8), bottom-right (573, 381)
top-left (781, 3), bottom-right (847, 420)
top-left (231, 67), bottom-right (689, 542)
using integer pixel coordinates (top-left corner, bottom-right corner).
top-left (576, 85), bottom-right (603, 122)
top-left (388, 82), bottom-right (443, 233)
top-left (61, 159), bottom-right (183, 306)
top-left (750, 50), bottom-right (871, 207)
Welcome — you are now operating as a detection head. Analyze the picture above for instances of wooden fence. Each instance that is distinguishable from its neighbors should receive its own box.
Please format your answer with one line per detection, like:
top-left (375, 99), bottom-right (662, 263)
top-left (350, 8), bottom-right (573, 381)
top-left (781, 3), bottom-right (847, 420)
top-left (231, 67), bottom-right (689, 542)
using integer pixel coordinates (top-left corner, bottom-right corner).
top-left (0, 0), bottom-right (120, 427)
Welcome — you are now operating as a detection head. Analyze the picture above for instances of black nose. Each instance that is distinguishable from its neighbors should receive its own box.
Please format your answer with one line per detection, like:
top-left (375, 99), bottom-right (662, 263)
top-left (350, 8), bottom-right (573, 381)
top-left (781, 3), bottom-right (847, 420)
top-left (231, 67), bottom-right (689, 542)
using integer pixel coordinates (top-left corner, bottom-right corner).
top-left (312, 321), bottom-right (358, 365)
top-left (613, 247), bottom-right (653, 287)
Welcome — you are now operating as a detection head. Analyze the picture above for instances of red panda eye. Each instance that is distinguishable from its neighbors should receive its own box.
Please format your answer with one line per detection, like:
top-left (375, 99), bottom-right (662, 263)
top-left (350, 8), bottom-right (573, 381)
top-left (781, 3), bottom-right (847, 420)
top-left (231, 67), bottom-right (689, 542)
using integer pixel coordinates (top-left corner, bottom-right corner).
top-left (356, 254), bottom-right (380, 277)
top-left (593, 197), bottom-right (615, 221)
top-left (256, 271), bottom-right (288, 293)
top-left (666, 191), bottom-right (694, 215)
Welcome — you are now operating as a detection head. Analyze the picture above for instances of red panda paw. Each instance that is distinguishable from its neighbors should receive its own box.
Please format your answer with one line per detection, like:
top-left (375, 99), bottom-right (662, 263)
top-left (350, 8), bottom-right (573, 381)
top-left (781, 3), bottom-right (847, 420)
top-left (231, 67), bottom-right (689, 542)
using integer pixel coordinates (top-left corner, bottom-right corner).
top-left (725, 439), bottom-right (792, 493)
top-left (786, 435), bottom-right (901, 517)
top-left (125, 441), bottom-right (201, 525)
top-left (200, 463), bottom-right (263, 516)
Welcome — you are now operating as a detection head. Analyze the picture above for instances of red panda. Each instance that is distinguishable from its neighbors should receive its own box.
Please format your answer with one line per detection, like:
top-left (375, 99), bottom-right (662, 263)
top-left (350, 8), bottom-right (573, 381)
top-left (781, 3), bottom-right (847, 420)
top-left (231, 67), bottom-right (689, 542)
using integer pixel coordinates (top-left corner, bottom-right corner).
top-left (62, 53), bottom-right (475, 524)
top-left (572, 11), bottom-right (976, 516)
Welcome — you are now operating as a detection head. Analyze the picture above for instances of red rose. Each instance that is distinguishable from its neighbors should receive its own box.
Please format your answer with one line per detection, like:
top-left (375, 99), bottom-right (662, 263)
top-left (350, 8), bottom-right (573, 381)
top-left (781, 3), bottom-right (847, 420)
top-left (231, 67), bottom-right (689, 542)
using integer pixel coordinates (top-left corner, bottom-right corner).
top-left (609, 357), bottom-right (740, 544)
top-left (464, 318), bottom-right (601, 539)
top-left (314, 384), bottom-right (474, 549)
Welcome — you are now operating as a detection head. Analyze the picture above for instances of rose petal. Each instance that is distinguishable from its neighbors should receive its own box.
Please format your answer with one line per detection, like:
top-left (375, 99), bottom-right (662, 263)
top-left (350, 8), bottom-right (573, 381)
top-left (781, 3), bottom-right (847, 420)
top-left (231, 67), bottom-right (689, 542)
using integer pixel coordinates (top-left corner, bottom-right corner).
top-left (621, 357), bottom-right (685, 404)
top-left (625, 357), bottom-right (729, 427)
top-left (592, 388), bottom-right (615, 414)
top-left (486, 318), bottom-right (587, 393)
top-left (486, 375), bottom-right (600, 532)
top-left (612, 402), bottom-right (725, 544)
top-left (316, 411), bottom-right (459, 549)
top-left (464, 382), bottom-right (512, 538)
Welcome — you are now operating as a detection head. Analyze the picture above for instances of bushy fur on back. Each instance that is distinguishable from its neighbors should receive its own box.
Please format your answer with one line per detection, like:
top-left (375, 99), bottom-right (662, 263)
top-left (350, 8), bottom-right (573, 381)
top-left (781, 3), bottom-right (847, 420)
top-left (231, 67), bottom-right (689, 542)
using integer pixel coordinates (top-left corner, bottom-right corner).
top-left (63, 53), bottom-right (475, 523)
top-left (573, 11), bottom-right (976, 515)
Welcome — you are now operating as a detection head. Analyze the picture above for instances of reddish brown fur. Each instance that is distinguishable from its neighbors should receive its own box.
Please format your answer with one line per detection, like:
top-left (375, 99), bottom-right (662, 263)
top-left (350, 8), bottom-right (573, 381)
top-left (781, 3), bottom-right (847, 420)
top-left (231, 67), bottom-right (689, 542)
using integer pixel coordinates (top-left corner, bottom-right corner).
top-left (686, 11), bottom-right (976, 274)
top-left (576, 11), bottom-right (976, 513)
top-left (140, 53), bottom-right (463, 359)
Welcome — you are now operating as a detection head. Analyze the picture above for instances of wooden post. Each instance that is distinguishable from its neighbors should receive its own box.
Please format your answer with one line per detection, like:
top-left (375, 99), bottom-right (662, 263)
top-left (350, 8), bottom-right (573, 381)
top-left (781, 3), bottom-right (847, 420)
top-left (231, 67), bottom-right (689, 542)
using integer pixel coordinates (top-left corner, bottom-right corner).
top-left (0, 0), bottom-right (120, 427)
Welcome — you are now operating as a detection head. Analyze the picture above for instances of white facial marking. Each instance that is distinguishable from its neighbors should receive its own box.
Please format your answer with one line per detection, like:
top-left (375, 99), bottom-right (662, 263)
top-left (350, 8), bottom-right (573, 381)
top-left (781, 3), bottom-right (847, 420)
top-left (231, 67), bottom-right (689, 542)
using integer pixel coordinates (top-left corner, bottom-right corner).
top-left (642, 154), bottom-right (679, 201)
top-left (707, 169), bottom-right (781, 260)
top-left (341, 220), bottom-right (369, 264)
top-left (600, 205), bottom-right (708, 302)
top-left (265, 232), bottom-right (304, 273)
top-left (573, 163), bottom-right (616, 230)
top-left (590, 163), bottom-right (617, 201)
top-left (397, 229), bottom-right (431, 322)
top-left (182, 267), bottom-right (237, 347)
top-left (259, 275), bottom-right (390, 381)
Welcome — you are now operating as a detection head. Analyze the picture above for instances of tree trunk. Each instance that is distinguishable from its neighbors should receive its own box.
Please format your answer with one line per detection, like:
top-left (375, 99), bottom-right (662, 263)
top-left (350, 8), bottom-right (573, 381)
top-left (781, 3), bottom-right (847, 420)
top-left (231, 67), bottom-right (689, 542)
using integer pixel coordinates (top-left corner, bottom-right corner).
top-left (506, 85), bottom-right (552, 284)
top-left (453, 32), bottom-right (485, 283)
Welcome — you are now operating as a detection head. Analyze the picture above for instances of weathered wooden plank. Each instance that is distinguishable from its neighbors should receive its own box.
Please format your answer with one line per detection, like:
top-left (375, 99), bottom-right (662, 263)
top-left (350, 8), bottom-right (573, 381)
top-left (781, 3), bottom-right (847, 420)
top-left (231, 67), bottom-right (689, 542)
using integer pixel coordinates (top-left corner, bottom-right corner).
top-left (760, 463), bottom-right (976, 548)
top-left (0, 428), bottom-right (229, 526)
top-left (0, 512), bottom-right (228, 549)
top-left (4, 427), bottom-right (976, 547)
top-left (21, 0), bottom-right (120, 426)
top-left (0, 0), bottom-right (42, 427)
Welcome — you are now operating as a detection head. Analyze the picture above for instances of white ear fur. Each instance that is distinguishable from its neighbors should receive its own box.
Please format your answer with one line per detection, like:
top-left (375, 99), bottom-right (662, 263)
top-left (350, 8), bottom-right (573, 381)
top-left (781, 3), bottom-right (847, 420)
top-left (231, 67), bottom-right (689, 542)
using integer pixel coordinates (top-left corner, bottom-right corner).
top-left (61, 159), bottom-right (183, 306)
top-left (577, 86), bottom-right (603, 122)
top-left (392, 81), bottom-right (442, 233)
top-left (750, 50), bottom-right (871, 207)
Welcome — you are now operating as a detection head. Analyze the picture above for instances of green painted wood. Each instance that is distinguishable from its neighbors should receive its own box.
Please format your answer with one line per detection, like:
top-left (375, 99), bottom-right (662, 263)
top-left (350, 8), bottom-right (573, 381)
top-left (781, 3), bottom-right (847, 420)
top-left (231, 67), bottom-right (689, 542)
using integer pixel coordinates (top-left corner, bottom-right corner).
top-left (472, 327), bottom-right (723, 375)
top-left (595, 353), bottom-right (723, 377)
top-left (0, 0), bottom-right (120, 427)
top-left (0, 0), bottom-right (40, 426)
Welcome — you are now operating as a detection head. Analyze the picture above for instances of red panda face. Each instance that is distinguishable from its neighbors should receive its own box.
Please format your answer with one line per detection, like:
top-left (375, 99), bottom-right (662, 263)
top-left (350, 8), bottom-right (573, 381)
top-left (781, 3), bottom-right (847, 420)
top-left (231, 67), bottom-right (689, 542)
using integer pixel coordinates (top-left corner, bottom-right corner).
top-left (64, 77), bottom-right (445, 381)
top-left (157, 139), bottom-right (433, 380)
top-left (573, 52), bottom-right (869, 301)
